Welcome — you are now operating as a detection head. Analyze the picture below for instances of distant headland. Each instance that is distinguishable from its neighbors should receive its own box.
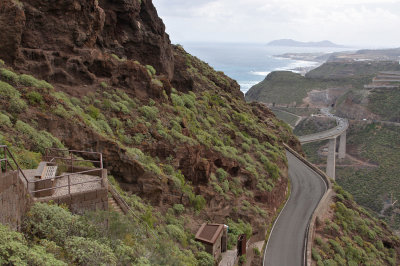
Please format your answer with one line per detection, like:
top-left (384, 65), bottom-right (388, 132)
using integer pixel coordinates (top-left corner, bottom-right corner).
top-left (267, 39), bottom-right (344, 48)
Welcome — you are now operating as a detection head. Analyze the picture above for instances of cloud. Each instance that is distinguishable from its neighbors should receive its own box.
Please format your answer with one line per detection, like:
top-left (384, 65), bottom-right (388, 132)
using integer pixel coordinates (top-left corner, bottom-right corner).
top-left (153, 0), bottom-right (400, 47)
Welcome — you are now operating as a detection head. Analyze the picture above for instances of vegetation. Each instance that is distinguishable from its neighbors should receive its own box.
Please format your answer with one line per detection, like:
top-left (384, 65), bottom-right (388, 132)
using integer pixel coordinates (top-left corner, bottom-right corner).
top-left (312, 184), bottom-right (400, 265)
top-left (0, 48), bottom-right (294, 264)
top-left (336, 122), bottom-right (400, 228)
top-left (368, 89), bottom-right (400, 122)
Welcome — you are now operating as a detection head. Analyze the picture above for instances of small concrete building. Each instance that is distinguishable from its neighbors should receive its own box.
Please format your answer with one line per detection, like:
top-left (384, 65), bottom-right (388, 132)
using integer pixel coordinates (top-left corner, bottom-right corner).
top-left (195, 223), bottom-right (227, 261)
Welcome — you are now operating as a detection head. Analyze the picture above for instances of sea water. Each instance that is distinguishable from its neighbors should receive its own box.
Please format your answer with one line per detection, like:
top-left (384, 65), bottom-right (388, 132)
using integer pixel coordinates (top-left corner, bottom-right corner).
top-left (182, 42), bottom-right (352, 94)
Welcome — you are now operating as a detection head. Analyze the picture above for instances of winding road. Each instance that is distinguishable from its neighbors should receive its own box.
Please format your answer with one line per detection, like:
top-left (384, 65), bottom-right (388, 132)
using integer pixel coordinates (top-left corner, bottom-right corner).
top-left (263, 151), bottom-right (327, 266)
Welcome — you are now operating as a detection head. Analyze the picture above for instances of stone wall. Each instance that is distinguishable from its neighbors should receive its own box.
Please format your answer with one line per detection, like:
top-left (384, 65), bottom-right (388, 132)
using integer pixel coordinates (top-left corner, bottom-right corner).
top-left (34, 169), bottom-right (109, 214)
top-left (0, 171), bottom-right (33, 229)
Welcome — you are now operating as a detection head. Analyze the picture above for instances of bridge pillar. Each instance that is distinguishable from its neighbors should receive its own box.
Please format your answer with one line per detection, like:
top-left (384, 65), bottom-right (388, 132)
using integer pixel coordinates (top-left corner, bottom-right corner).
top-left (326, 138), bottom-right (336, 179)
top-left (338, 131), bottom-right (346, 159)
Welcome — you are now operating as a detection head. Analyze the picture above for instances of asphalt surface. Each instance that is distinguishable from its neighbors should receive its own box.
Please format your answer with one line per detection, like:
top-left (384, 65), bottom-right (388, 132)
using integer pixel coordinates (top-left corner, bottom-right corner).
top-left (263, 151), bottom-right (326, 266)
top-left (298, 108), bottom-right (348, 144)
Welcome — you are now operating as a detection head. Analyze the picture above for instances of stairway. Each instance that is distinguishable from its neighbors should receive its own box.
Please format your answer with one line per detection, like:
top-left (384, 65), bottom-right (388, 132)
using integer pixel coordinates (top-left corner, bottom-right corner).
top-left (108, 195), bottom-right (124, 214)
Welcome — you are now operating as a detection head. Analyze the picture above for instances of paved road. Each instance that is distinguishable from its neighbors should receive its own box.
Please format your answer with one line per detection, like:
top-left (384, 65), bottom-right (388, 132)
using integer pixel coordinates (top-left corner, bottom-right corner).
top-left (298, 108), bottom-right (348, 144)
top-left (263, 151), bottom-right (326, 266)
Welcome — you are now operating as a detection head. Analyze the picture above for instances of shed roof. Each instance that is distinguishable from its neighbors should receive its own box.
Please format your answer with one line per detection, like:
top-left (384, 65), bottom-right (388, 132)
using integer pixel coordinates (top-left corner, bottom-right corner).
top-left (195, 223), bottom-right (224, 245)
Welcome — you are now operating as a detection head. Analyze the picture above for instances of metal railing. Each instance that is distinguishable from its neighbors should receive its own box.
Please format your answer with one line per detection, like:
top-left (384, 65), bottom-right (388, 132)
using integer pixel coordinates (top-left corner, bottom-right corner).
top-left (44, 148), bottom-right (103, 170)
top-left (0, 145), bottom-right (29, 185)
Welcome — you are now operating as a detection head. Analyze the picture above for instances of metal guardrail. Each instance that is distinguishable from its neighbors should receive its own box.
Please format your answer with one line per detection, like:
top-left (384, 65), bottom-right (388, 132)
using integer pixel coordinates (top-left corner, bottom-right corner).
top-left (0, 145), bottom-right (29, 184)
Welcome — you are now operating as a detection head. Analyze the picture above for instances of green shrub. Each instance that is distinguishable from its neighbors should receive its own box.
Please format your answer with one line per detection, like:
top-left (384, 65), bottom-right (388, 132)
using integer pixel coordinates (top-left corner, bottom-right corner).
top-left (16, 121), bottom-right (63, 153)
top-left (212, 182), bottom-right (224, 194)
top-left (216, 168), bottom-right (228, 181)
top-left (241, 142), bottom-right (251, 151)
top-left (166, 224), bottom-right (186, 245)
top-left (312, 247), bottom-right (322, 262)
top-left (173, 204), bottom-right (185, 214)
top-left (139, 105), bottom-right (159, 121)
top-left (0, 224), bottom-right (66, 266)
top-left (171, 93), bottom-right (184, 107)
top-left (227, 219), bottom-right (252, 249)
top-left (328, 239), bottom-right (345, 258)
top-left (151, 78), bottom-right (163, 87)
top-left (0, 80), bottom-right (20, 98)
top-left (100, 81), bottom-right (108, 88)
top-left (0, 113), bottom-right (12, 127)
top-left (239, 254), bottom-right (247, 265)
top-left (146, 65), bottom-right (156, 76)
top-left (87, 105), bottom-right (100, 119)
top-left (196, 251), bottom-right (214, 266)
top-left (19, 74), bottom-right (53, 90)
top-left (253, 247), bottom-right (261, 256)
top-left (0, 68), bottom-right (19, 82)
top-left (110, 54), bottom-right (125, 62)
top-left (65, 236), bottom-right (117, 266)
top-left (190, 194), bottom-right (206, 211)
top-left (23, 203), bottom-right (93, 246)
top-left (26, 91), bottom-right (43, 105)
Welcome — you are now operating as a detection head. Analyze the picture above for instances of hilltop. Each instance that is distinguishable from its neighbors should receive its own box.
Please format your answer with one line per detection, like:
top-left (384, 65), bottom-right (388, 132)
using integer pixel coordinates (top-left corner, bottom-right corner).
top-left (0, 0), bottom-right (300, 264)
top-left (267, 39), bottom-right (343, 48)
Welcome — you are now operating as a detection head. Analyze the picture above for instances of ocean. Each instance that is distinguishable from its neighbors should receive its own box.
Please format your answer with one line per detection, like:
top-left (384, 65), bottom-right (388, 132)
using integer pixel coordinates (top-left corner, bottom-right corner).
top-left (182, 42), bottom-right (353, 94)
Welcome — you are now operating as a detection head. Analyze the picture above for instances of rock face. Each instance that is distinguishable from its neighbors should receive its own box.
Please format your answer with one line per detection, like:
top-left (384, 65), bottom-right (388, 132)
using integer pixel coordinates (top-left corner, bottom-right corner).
top-left (0, 0), bottom-right (174, 86)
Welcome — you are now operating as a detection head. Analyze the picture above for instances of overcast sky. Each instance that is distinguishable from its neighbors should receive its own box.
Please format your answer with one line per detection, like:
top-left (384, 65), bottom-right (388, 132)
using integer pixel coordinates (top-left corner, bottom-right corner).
top-left (152, 0), bottom-right (400, 48)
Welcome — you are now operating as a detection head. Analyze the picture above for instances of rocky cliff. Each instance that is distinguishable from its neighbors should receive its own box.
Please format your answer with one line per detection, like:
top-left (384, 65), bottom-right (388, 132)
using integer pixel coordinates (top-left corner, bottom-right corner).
top-left (0, 0), bottom-right (301, 264)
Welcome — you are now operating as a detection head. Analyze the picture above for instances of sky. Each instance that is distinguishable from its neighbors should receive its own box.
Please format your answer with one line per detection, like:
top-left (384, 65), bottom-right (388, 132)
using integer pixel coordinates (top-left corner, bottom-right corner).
top-left (152, 0), bottom-right (400, 48)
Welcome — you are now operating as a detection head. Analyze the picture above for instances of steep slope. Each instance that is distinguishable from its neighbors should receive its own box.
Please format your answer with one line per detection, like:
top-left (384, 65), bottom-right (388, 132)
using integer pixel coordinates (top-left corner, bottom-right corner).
top-left (0, 0), bottom-right (301, 264)
top-left (312, 184), bottom-right (400, 265)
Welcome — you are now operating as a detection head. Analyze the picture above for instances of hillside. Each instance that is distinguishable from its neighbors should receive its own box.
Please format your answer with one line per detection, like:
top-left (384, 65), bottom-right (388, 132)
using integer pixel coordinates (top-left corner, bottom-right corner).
top-left (245, 61), bottom-right (400, 106)
top-left (312, 184), bottom-right (400, 265)
top-left (0, 0), bottom-right (300, 264)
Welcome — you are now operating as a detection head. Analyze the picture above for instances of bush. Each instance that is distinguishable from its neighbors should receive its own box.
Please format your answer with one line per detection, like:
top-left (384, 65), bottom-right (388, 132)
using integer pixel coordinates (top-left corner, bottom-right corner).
top-left (0, 224), bottom-right (66, 266)
top-left (65, 236), bottom-right (117, 266)
top-left (173, 204), bottom-right (185, 214)
top-left (146, 65), bottom-right (156, 76)
top-left (312, 248), bottom-right (322, 262)
top-left (171, 93), bottom-right (184, 107)
top-left (196, 251), bottom-right (214, 266)
top-left (139, 105), bottom-right (159, 121)
top-left (216, 168), bottom-right (229, 181)
top-left (16, 121), bottom-right (63, 153)
top-left (26, 91), bottom-right (43, 105)
top-left (0, 80), bottom-right (27, 113)
top-left (23, 203), bottom-right (93, 246)
top-left (87, 105), bottom-right (101, 119)
top-left (190, 194), bottom-right (206, 211)
top-left (239, 254), bottom-right (247, 265)
top-left (166, 224), bottom-right (186, 245)
top-left (253, 247), bottom-right (261, 256)
top-left (0, 68), bottom-right (19, 82)
top-left (19, 74), bottom-right (53, 90)
top-left (100, 81), bottom-right (108, 88)
top-left (0, 113), bottom-right (12, 127)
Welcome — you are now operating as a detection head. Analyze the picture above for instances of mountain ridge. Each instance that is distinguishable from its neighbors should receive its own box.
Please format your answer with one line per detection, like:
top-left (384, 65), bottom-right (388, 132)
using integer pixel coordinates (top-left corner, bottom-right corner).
top-left (267, 39), bottom-right (344, 47)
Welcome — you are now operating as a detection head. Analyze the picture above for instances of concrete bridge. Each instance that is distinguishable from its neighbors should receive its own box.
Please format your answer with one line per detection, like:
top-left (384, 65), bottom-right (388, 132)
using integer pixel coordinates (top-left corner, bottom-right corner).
top-left (297, 108), bottom-right (349, 179)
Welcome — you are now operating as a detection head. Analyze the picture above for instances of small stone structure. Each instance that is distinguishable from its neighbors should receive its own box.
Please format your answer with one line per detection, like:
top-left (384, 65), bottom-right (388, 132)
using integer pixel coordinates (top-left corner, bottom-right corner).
top-left (195, 223), bottom-right (227, 261)
top-left (0, 147), bottom-right (110, 229)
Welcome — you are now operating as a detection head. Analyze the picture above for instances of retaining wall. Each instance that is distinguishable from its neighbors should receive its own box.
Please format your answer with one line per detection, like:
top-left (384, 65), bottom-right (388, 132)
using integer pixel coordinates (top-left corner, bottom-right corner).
top-left (0, 171), bottom-right (33, 229)
top-left (34, 169), bottom-right (109, 214)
